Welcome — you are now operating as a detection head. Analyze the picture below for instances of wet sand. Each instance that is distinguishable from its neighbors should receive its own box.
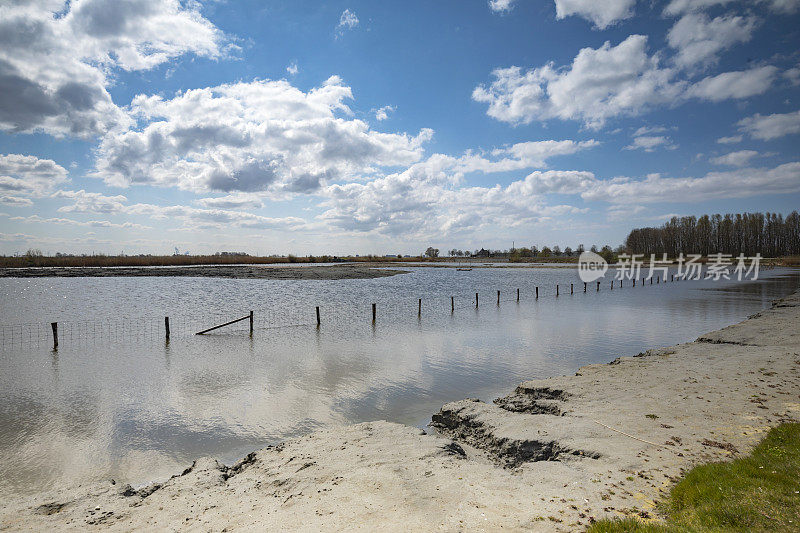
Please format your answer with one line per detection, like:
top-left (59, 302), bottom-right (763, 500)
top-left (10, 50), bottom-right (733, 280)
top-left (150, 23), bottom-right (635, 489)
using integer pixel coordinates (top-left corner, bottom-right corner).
top-left (1, 291), bottom-right (798, 531)
top-left (0, 264), bottom-right (407, 280)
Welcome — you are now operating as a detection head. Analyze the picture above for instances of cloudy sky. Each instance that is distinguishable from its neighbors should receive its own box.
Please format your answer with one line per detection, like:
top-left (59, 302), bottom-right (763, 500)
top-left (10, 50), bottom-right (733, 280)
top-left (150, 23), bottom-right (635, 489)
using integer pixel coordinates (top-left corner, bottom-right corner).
top-left (1, 0), bottom-right (799, 256)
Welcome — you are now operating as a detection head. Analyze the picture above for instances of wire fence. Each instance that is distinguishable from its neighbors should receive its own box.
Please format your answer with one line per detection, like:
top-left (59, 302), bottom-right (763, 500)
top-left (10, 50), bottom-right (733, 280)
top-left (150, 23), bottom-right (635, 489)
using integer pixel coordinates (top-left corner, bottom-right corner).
top-left (0, 276), bottom-right (688, 351)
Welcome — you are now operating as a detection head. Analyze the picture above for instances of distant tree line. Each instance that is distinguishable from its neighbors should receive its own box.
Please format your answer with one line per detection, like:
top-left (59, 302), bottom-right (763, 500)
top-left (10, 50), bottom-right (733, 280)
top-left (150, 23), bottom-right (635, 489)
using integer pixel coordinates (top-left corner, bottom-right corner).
top-left (625, 211), bottom-right (800, 257)
top-left (443, 244), bottom-right (617, 263)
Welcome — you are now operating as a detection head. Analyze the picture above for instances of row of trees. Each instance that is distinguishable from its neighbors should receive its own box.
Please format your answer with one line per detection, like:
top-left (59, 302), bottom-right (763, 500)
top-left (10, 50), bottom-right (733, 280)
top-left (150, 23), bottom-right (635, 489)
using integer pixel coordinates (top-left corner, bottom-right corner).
top-left (625, 211), bottom-right (800, 257)
top-left (440, 245), bottom-right (616, 262)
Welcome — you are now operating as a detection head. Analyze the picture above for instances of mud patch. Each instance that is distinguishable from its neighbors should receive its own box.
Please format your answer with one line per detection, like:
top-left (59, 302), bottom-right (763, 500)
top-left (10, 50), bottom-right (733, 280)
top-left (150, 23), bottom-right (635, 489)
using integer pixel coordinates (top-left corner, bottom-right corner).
top-left (700, 439), bottom-right (739, 454)
top-left (34, 501), bottom-right (69, 515)
top-left (431, 402), bottom-right (598, 468)
top-left (494, 386), bottom-right (569, 415)
top-left (223, 451), bottom-right (258, 480)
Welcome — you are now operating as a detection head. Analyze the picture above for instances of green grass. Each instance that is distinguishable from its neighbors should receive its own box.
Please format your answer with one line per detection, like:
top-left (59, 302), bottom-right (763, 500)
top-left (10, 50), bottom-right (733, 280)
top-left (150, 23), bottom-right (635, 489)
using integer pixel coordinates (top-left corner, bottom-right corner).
top-left (589, 423), bottom-right (800, 532)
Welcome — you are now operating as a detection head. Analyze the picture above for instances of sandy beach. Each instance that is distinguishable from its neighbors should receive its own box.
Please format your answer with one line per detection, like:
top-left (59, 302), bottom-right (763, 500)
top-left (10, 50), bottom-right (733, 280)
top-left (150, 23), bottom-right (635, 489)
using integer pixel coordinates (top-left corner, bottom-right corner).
top-left (0, 290), bottom-right (797, 531)
top-left (0, 264), bottom-right (408, 280)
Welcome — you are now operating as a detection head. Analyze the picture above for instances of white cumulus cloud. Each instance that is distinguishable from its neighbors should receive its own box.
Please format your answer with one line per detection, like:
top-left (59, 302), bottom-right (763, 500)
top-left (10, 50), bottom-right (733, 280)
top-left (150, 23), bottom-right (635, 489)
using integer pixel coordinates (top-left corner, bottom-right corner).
top-left (737, 110), bottom-right (800, 140)
top-left (319, 159), bottom-right (589, 239)
top-left (474, 33), bottom-right (782, 129)
top-left (686, 66), bottom-right (779, 102)
top-left (337, 9), bottom-right (359, 35)
top-left (582, 162), bottom-right (800, 203)
top-left (663, 0), bottom-right (737, 16)
top-left (0, 0), bottom-right (227, 138)
top-left (664, 0), bottom-right (799, 16)
top-left (0, 154), bottom-right (69, 201)
top-left (472, 35), bottom-right (682, 129)
top-left (709, 150), bottom-right (759, 166)
top-left (374, 105), bottom-right (395, 121)
top-left (667, 13), bottom-right (757, 70)
top-left (93, 76), bottom-right (433, 195)
top-left (488, 0), bottom-right (516, 13)
top-left (194, 194), bottom-right (265, 210)
top-left (624, 135), bottom-right (677, 152)
top-left (554, 0), bottom-right (636, 30)
top-left (53, 189), bottom-right (128, 214)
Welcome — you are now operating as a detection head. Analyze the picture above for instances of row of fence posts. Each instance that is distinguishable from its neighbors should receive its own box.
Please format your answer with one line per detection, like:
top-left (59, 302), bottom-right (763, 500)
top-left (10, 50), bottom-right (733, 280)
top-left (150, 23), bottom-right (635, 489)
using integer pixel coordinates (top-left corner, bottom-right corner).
top-left (44, 272), bottom-right (684, 350)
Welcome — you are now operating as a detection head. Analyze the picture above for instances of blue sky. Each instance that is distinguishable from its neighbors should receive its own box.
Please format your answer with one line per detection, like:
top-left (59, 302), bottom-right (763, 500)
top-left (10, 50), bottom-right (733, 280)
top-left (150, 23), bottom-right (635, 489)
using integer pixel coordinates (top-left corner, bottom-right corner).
top-left (1, 0), bottom-right (799, 256)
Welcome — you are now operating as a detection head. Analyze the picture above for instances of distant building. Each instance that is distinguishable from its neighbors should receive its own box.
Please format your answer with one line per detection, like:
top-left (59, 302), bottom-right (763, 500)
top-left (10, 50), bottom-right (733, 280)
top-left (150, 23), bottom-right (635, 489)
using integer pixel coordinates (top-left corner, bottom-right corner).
top-left (475, 248), bottom-right (490, 258)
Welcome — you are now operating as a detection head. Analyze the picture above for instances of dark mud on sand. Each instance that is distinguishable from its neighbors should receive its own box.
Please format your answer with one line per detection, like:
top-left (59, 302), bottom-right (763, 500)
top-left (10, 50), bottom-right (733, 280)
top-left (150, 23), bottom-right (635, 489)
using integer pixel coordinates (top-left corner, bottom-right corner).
top-left (0, 264), bottom-right (408, 280)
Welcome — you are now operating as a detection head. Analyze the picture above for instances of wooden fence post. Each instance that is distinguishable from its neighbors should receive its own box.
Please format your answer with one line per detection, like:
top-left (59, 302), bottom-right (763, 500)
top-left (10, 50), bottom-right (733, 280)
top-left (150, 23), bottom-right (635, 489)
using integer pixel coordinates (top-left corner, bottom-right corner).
top-left (51, 322), bottom-right (58, 350)
top-left (418, 298), bottom-right (422, 317)
top-left (475, 292), bottom-right (479, 308)
top-left (497, 290), bottom-right (500, 305)
top-left (451, 296), bottom-right (454, 313)
top-left (249, 310), bottom-right (254, 334)
top-left (535, 286), bottom-right (539, 299)
top-left (556, 285), bottom-right (559, 297)
top-left (164, 317), bottom-right (170, 340)
top-left (372, 303), bottom-right (376, 323)
top-left (516, 288), bottom-right (520, 302)
top-left (316, 306), bottom-right (321, 326)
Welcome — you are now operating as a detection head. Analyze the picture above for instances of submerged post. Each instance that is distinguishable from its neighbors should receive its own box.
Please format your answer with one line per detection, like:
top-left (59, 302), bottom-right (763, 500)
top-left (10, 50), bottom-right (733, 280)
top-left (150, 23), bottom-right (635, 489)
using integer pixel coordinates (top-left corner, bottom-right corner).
top-left (316, 306), bottom-right (321, 326)
top-left (165, 317), bottom-right (170, 340)
top-left (516, 288), bottom-right (520, 302)
top-left (650, 277), bottom-right (653, 285)
top-left (535, 286), bottom-right (539, 299)
top-left (671, 274), bottom-right (674, 282)
top-left (584, 282), bottom-right (587, 293)
top-left (51, 322), bottom-right (58, 350)
top-left (556, 285), bottom-right (559, 297)
top-left (633, 279), bottom-right (636, 287)
top-left (475, 292), bottom-right (479, 308)
top-left (610, 280), bottom-right (613, 290)
top-left (596, 281), bottom-right (600, 291)
top-left (657, 276), bottom-right (660, 284)
top-left (372, 303), bottom-right (376, 323)
top-left (418, 298), bottom-right (422, 317)
top-left (497, 290), bottom-right (500, 305)
top-left (451, 296), bottom-right (454, 313)
top-left (571, 283), bottom-right (574, 295)
top-left (249, 310), bottom-right (254, 334)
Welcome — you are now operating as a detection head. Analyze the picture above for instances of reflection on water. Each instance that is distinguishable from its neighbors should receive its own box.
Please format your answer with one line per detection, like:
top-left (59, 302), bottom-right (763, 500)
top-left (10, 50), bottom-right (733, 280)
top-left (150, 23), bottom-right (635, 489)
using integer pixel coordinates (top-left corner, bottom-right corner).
top-left (0, 267), bottom-right (797, 495)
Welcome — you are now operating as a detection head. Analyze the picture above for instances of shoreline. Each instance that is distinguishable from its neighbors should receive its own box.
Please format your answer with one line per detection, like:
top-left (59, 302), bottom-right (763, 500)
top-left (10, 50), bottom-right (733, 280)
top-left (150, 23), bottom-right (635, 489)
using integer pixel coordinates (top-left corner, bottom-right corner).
top-left (0, 261), bottom-right (586, 279)
top-left (1, 290), bottom-right (798, 531)
top-left (0, 264), bottom-right (408, 280)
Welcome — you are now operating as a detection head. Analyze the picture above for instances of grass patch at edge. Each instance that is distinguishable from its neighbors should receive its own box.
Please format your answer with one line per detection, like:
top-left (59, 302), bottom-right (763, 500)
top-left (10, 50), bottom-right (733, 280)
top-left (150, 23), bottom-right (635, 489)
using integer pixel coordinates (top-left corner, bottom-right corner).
top-left (588, 422), bottom-right (800, 532)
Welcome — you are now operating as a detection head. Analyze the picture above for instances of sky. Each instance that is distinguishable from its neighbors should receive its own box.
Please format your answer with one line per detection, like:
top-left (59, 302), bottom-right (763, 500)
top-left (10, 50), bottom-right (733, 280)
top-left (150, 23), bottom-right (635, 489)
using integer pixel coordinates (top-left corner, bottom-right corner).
top-left (0, 0), bottom-right (799, 256)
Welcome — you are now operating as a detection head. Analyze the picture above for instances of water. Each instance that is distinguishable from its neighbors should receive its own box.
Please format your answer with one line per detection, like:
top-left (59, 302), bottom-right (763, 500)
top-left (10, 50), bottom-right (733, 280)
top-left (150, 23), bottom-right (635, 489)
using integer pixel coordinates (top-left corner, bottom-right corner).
top-left (0, 266), bottom-right (797, 496)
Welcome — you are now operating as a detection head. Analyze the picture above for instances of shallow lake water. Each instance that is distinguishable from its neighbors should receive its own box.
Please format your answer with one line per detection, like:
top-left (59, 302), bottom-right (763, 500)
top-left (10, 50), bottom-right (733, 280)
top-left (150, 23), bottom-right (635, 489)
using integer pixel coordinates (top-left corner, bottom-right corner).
top-left (0, 265), bottom-right (798, 495)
